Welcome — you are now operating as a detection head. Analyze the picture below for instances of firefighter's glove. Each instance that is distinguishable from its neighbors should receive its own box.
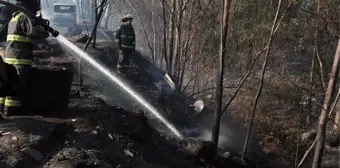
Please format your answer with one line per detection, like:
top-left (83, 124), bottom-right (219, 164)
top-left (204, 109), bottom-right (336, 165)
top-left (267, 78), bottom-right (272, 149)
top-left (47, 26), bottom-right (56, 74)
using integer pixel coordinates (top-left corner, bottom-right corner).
top-left (31, 25), bottom-right (50, 39)
top-left (36, 25), bottom-right (45, 32)
top-left (115, 39), bottom-right (121, 49)
top-left (34, 17), bottom-right (50, 29)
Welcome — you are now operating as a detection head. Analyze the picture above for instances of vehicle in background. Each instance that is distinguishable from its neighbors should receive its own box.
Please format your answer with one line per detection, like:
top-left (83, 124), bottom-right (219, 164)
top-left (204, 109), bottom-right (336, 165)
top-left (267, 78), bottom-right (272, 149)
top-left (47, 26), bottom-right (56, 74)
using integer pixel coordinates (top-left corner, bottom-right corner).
top-left (51, 3), bottom-right (80, 37)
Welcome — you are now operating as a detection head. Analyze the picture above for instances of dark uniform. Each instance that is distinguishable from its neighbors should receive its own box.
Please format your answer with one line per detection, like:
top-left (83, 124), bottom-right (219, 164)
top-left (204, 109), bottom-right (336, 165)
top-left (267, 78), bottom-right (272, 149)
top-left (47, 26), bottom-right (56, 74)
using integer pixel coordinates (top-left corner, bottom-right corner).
top-left (0, 5), bottom-right (15, 43)
top-left (0, 56), bottom-right (21, 115)
top-left (115, 15), bottom-right (136, 68)
top-left (4, 10), bottom-right (49, 115)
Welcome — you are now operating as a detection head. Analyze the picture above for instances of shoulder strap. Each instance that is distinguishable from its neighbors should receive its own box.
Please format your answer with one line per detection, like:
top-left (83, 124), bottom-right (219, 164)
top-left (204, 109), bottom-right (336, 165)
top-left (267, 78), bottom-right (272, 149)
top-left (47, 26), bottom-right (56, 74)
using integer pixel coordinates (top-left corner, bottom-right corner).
top-left (11, 11), bottom-right (24, 22)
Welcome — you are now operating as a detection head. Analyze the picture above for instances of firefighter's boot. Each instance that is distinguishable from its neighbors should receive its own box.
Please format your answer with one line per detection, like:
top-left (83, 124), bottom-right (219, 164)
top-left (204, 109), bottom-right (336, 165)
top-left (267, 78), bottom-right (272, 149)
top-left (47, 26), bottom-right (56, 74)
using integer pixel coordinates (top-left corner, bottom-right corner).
top-left (0, 97), bottom-right (4, 114)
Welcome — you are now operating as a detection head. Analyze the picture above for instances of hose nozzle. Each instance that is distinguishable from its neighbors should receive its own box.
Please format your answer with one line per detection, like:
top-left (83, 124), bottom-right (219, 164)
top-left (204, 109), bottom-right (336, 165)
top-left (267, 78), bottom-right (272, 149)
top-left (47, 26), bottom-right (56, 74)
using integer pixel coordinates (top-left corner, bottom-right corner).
top-left (36, 18), bottom-right (59, 37)
top-left (46, 26), bottom-right (59, 37)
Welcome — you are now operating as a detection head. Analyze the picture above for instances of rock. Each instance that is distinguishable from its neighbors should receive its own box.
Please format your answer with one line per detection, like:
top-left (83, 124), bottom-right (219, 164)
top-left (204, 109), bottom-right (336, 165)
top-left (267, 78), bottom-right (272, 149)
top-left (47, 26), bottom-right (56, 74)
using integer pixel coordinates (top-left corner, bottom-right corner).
top-left (57, 154), bottom-right (67, 161)
top-left (328, 133), bottom-right (340, 147)
top-left (301, 132), bottom-right (316, 142)
top-left (12, 136), bottom-right (18, 141)
top-left (2, 132), bottom-right (10, 135)
top-left (0, 131), bottom-right (10, 136)
top-left (21, 147), bottom-right (44, 161)
top-left (259, 135), bottom-right (280, 154)
top-left (124, 150), bottom-right (134, 157)
top-left (73, 34), bottom-right (89, 43)
top-left (180, 138), bottom-right (215, 160)
top-left (222, 152), bottom-right (231, 159)
top-left (108, 133), bottom-right (113, 139)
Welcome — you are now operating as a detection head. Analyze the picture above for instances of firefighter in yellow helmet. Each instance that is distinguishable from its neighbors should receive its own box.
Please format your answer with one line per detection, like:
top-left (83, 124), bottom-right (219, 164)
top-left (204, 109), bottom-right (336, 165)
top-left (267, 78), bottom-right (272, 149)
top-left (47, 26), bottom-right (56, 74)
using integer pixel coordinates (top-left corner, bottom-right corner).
top-left (115, 14), bottom-right (136, 72)
top-left (3, 0), bottom-right (49, 115)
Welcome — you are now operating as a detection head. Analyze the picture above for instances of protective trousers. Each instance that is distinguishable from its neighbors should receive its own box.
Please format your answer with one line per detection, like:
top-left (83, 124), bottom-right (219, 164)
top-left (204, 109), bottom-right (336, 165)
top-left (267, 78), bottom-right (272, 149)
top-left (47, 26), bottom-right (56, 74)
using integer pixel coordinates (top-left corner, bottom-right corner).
top-left (4, 65), bottom-right (30, 115)
top-left (0, 83), bottom-right (18, 114)
top-left (118, 49), bottom-right (133, 67)
top-left (0, 97), bottom-right (4, 112)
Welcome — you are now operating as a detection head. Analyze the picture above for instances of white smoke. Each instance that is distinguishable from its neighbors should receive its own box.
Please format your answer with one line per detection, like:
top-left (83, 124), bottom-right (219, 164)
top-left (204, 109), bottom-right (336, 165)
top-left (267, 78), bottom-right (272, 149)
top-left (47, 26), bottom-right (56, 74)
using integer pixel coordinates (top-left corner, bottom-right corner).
top-left (180, 126), bottom-right (233, 150)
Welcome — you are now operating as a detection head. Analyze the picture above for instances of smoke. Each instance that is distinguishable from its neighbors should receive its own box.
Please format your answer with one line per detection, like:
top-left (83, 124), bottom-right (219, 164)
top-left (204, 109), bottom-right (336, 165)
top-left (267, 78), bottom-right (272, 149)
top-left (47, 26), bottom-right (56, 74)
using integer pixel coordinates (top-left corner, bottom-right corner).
top-left (180, 121), bottom-right (243, 153)
top-left (181, 126), bottom-right (241, 153)
top-left (193, 110), bottom-right (255, 154)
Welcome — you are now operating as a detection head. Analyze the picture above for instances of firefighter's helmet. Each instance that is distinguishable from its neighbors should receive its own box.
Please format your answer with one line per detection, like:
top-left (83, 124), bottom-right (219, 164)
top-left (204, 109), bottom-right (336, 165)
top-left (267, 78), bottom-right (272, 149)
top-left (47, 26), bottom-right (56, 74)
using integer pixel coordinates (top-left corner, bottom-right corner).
top-left (121, 14), bottom-right (133, 22)
top-left (16, 0), bottom-right (41, 12)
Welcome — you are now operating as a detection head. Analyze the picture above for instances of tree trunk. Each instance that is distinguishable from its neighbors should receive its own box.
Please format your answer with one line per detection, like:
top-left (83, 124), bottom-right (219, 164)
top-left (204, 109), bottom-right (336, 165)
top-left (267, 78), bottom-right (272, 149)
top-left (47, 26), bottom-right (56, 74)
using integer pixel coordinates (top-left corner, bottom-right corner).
top-left (161, 0), bottom-right (168, 70)
top-left (312, 39), bottom-right (340, 168)
top-left (168, 0), bottom-right (176, 75)
top-left (78, 0), bottom-right (106, 88)
top-left (103, 4), bottom-right (110, 29)
top-left (84, 0), bottom-right (107, 51)
top-left (212, 0), bottom-right (232, 149)
top-left (152, 0), bottom-right (156, 64)
top-left (92, 0), bottom-right (98, 48)
top-left (334, 111), bottom-right (340, 133)
top-left (307, 51), bottom-right (316, 126)
top-left (175, 7), bottom-right (183, 91)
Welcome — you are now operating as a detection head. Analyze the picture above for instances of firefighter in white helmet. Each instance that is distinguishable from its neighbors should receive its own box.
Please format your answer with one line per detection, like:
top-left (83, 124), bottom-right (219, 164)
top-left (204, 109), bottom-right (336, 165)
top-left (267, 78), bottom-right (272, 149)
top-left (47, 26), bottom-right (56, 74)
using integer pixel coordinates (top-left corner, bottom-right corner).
top-left (115, 14), bottom-right (136, 71)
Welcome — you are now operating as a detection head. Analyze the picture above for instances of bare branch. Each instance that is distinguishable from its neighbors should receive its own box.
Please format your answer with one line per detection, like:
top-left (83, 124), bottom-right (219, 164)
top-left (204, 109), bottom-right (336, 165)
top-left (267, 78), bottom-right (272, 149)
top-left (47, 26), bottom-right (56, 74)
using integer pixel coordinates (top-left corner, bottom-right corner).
top-left (312, 39), bottom-right (340, 168)
top-left (241, 0), bottom-right (282, 159)
top-left (181, 0), bottom-right (192, 11)
top-left (221, 47), bottom-right (265, 116)
top-left (123, 0), bottom-right (155, 59)
top-left (328, 80), bottom-right (340, 118)
top-left (220, 0), bottom-right (292, 117)
top-left (189, 86), bottom-right (237, 98)
top-left (182, 56), bottom-right (218, 92)
top-left (315, 46), bottom-right (326, 92)
top-left (297, 138), bottom-right (317, 168)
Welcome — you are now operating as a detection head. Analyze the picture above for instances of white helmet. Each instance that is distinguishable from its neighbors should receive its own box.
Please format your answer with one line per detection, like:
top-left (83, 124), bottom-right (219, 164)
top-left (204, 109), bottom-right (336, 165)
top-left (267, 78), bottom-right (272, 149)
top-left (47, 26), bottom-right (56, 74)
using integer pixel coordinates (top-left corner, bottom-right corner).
top-left (121, 14), bottom-right (133, 22)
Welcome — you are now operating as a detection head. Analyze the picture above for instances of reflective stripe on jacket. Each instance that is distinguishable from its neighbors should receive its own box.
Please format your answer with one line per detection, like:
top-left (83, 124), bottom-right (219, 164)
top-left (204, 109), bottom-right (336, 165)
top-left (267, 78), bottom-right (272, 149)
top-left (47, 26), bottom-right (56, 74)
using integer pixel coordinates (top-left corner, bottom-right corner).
top-left (121, 44), bottom-right (134, 49)
top-left (115, 24), bottom-right (135, 49)
top-left (4, 96), bottom-right (21, 107)
top-left (0, 97), bottom-right (5, 104)
top-left (5, 12), bottom-right (34, 66)
top-left (4, 58), bottom-right (32, 65)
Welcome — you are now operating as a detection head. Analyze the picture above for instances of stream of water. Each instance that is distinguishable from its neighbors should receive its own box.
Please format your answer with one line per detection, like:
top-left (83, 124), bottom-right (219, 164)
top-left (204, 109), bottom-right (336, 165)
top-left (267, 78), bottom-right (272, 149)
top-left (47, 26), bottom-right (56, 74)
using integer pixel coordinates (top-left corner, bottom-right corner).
top-left (56, 35), bottom-right (183, 139)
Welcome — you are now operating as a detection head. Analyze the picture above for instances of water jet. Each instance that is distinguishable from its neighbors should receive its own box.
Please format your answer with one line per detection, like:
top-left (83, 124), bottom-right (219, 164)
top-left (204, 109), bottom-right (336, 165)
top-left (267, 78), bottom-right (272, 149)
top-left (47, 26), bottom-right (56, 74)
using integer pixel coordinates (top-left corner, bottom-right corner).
top-left (56, 35), bottom-right (183, 139)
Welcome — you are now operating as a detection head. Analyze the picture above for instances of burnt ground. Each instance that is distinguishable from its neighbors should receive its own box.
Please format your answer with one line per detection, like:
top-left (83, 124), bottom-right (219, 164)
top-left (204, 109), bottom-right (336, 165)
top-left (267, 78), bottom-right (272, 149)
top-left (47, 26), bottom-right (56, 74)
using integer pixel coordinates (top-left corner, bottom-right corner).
top-left (0, 41), bottom-right (252, 168)
top-left (0, 91), bottom-right (208, 168)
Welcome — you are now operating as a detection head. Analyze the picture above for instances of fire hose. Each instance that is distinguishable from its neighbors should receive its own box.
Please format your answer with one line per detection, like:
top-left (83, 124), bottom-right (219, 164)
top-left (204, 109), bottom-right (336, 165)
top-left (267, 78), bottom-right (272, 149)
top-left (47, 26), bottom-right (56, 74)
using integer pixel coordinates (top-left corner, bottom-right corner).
top-left (0, 0), bottom-right (59, 37)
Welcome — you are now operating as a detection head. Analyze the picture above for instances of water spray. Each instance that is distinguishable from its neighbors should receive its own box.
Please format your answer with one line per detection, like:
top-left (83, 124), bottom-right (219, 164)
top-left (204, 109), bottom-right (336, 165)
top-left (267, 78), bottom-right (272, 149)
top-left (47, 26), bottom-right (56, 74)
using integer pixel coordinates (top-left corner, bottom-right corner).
top-left (56, 35), bottom-right (184, 139)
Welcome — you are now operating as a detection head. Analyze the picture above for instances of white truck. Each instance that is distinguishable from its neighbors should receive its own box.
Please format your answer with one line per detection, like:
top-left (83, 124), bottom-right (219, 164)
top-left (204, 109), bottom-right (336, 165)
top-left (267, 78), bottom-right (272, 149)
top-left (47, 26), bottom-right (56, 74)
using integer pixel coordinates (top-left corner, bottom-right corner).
top-left (50, 3), bottom-right (78, 36)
